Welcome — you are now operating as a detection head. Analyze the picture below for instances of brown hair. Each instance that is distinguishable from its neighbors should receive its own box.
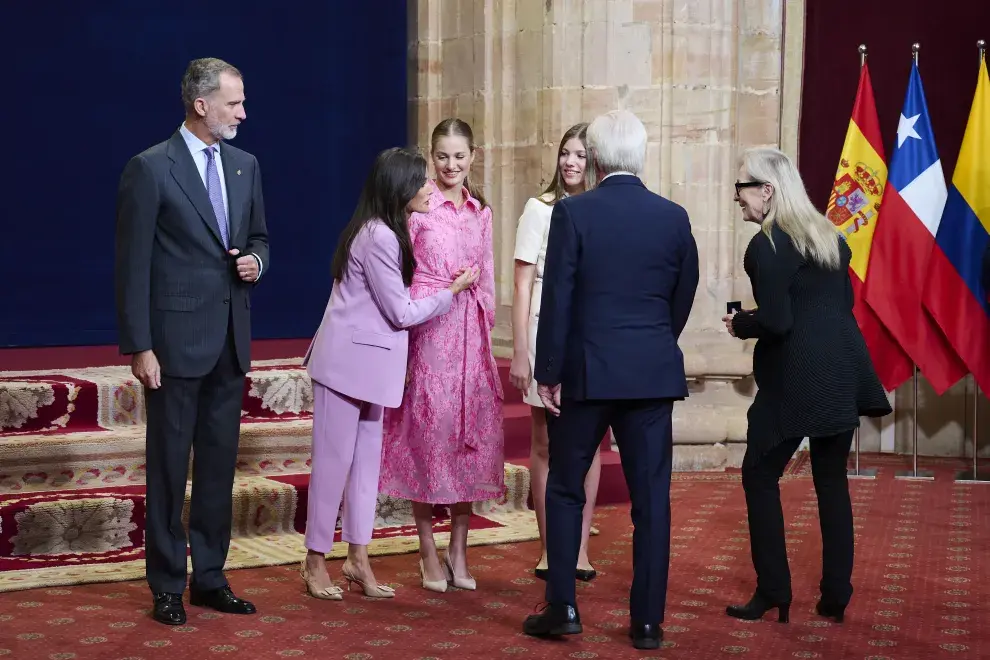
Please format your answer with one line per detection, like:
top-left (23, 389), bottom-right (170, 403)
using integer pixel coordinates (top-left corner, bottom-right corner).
top-left (430, 118), bottom-right (489, 209)
top-left (539, 123), bottom-right (591, 205)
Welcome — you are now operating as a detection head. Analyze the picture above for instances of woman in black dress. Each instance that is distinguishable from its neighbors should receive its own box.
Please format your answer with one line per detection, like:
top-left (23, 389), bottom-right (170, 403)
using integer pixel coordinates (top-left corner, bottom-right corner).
top-left (722, 147), bottom-right (891, 625)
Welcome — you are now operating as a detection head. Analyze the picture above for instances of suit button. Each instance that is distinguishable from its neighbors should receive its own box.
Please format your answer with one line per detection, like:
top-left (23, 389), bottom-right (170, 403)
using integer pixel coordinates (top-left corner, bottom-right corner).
top-left (224, 299), bottom-right (230, 304)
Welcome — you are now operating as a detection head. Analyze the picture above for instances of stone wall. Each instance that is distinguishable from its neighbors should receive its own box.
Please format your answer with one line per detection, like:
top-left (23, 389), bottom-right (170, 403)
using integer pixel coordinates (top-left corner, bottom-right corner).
top-left (408, 0), bottom-right (800, 341)
top-left (406, 0), bottom-right (987, 462)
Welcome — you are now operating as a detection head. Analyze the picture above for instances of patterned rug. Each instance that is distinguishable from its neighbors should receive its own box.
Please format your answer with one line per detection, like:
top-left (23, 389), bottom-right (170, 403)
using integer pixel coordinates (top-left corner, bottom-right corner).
top-left (0, 462), bottom-right (985, 659)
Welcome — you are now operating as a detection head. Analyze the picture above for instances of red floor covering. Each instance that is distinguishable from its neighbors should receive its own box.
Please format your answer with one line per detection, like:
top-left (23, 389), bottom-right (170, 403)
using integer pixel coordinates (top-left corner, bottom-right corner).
top-left (0, 462), bottom-right (986, 659)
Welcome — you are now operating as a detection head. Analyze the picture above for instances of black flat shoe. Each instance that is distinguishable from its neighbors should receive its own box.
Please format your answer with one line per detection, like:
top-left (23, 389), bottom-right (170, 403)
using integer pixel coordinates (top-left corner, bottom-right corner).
top-left (523, 603), bottom-right (582, 637)
top-left (628, 622), bottom-right (663, 650)
top-left (533, 567), bottom-right (596, 582)
top-left (151, 592), bottom-right (185, 626)
top-left (815, 599), bottom-right (846, 623)
top-left (726, 592), bottom-right (790, 623)
top-left (575, 568), bottom-right (597, 582)
top-left (189, 585), bottom-right (256, 615)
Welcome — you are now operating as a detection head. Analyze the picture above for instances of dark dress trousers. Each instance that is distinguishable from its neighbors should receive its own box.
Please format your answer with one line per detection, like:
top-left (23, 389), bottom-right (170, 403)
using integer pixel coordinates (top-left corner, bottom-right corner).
top-left (535, 174), bottom-right (700, 626)
top-left (731, 224), bottom-right (890, 606)
top-left (115, 130), bottom-right (269, 594)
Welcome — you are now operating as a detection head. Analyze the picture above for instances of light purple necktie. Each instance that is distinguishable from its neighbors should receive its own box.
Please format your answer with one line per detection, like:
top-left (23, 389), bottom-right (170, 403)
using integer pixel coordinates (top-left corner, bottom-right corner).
top-left (204, 146), bottom-right (229, 248)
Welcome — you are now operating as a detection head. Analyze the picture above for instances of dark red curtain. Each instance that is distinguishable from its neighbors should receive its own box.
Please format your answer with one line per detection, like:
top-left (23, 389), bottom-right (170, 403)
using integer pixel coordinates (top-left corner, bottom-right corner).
top-left (799, 1), bottom-right (990, 208)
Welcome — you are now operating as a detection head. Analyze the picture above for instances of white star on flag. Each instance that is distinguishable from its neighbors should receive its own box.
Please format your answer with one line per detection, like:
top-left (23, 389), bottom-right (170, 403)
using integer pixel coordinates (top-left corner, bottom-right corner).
top-left (897, 113), bottom-right (921, 148)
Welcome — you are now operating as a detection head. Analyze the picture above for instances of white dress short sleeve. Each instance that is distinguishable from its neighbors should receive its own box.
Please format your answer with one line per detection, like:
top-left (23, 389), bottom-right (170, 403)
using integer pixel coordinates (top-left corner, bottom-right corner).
top-left (513, 196), bottom-right (554, 407)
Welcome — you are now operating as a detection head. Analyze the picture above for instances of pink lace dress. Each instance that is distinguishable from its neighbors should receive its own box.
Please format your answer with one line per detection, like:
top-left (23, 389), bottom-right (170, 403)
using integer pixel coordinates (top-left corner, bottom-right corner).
top-left (380, 182), bottom-right (506, 504)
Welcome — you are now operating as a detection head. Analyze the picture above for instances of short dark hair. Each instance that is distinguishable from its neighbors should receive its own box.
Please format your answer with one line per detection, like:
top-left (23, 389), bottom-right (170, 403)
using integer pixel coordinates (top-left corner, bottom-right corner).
top-left (330, 147), bottom-right (427, 286)
top-left (181, 58), bottom-right (242, 111)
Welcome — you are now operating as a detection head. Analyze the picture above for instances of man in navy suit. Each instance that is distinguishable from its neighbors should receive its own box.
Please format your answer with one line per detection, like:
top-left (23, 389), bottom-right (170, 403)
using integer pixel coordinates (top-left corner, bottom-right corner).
top-left (522, 110), bottom-right (699, 650)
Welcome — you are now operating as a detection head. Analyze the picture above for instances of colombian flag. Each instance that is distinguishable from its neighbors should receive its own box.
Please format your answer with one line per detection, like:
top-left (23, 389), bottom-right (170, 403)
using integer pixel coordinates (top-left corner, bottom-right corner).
top-left (826, 62), bottom-right (913, 391)
top-left (923, 58), bottom-right (990, 394)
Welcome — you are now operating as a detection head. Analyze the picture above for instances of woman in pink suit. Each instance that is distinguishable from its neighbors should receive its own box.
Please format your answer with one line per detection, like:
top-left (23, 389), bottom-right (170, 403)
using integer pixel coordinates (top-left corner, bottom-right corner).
top-left (380, 119), bottom-right (505, 593)
top-left (300, 147), bottom-right (479, 601)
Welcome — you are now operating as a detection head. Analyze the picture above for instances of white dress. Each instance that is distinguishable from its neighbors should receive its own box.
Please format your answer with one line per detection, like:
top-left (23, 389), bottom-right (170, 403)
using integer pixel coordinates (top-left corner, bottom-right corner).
top-left (512, 195), bottom-right (556, 407)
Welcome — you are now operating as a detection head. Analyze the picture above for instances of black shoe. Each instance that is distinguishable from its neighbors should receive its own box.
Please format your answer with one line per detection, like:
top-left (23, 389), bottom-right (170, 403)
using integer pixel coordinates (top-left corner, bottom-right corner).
top-left (575, 568), bottom-right (597, 582)
top-left (628, 622), bottom-right (663, 650)
top-left (189, 585), bottom-right (256, 615)
top-left (533, 567), bottom-right (596, 582)
top-left (815, 599), bottom-right (846, 623)
top-left (726, 592), bottom-right (790, 623)
top-left (523, 603), bottom-right (582, 637)
top-left (151, 592), bottom-right (186, 625)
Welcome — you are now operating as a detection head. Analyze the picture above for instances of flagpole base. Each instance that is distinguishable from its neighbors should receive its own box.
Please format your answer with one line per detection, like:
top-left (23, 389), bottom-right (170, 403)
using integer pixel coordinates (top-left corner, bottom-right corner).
top-left (953, 469), bottom-right (990, 484)
top-left (894, 469), bottom-right (935, 481)
top-left (847, 467), bottom-right (878, 479)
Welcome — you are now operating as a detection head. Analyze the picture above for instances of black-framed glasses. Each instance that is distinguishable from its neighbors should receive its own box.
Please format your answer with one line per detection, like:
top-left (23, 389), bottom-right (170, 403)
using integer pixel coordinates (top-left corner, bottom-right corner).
top-left (734, 180), bottom-right (765, 195)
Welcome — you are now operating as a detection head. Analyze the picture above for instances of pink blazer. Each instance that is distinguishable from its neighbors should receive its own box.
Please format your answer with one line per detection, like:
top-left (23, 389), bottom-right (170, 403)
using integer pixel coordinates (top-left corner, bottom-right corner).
top-left (303, 221), bottom-right (453, 408)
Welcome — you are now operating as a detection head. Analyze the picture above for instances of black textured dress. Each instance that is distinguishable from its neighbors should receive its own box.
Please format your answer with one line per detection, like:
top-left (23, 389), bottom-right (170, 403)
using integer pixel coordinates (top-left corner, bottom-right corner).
top-left (732, 224), bottom-right (892, 465)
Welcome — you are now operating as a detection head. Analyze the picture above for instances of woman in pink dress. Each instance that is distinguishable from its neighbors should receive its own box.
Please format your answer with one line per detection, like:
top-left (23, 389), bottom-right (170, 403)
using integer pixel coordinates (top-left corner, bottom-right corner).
top-left (380, 118), bottom-right (505, 593)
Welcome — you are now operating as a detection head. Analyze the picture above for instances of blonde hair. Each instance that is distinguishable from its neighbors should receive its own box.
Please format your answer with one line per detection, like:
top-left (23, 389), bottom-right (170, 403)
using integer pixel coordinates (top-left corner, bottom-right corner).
top-left (741, 147), bottom-right (841, 269)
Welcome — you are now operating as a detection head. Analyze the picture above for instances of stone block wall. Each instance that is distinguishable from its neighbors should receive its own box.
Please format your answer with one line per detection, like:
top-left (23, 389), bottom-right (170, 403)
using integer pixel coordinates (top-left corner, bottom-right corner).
top-left (406, 0), bottom-right (987, 461)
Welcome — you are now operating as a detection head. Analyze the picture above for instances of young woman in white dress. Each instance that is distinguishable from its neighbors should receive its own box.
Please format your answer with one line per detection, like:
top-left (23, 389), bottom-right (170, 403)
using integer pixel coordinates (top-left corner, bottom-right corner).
top-left (510, 123), bottom-right (601, 582)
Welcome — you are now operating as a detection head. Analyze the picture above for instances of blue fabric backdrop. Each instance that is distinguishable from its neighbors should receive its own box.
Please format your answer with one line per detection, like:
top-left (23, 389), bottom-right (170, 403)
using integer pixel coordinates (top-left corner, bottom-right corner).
top-left (0, 3), bottom-right (407, 347)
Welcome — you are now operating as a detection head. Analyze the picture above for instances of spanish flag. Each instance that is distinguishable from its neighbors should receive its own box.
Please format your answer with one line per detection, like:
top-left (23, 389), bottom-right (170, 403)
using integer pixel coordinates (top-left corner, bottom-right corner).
top-left (826, 62), bottom-right (913, 391)
top-left (923, 57), bottom-right (990, 394)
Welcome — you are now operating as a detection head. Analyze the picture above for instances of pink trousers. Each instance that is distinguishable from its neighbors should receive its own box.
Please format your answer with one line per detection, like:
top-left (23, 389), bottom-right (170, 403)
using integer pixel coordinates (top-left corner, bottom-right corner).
top-left (304, 383), bottom-right (384, 552)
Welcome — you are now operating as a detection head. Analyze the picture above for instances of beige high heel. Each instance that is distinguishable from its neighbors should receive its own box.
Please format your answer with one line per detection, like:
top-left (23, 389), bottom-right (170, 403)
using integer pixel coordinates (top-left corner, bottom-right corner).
top-left (341, 565), bottom-right (395, 599)
top-left (443, 553), bottom-right (477, 591)
top-left (419, 558), bottom-right (448, 593)
top-left (300, 560), bottom-right (343, 601)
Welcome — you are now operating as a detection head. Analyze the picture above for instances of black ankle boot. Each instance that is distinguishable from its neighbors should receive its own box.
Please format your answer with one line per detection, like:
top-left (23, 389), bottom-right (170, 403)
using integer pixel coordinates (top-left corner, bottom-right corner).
top-left (726, 592), bottom-right (790, 623)
top-left (815, 599), bottom-right (846, 623)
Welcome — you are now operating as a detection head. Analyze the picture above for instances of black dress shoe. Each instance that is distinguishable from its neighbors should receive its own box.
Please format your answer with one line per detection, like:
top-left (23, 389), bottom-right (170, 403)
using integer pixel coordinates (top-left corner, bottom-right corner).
top-left (628, 622), bottom-right (663, 650)
top-left (523, 603), bottom-right (582, 637)
top-left (152, 592), bottom-right (186, 625)
top-left (534, 567), bottom-right (548, 581)
top-left (815, 599), bottom-right (846, 623)
top-left (189, 585), bottom-right (256, 615)
top-left (726, 591), bottom-right (790, 623)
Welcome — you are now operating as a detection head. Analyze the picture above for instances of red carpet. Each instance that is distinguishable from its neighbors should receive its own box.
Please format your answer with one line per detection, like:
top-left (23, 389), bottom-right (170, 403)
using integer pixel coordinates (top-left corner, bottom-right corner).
top-left (1, 461), bottom-right (986, 658)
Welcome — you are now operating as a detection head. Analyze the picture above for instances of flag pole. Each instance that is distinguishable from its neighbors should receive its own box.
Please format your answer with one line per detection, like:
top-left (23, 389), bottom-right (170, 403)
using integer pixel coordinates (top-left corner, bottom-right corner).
top-left (894, 43), bottom-right (935, 482)
top-left (954, 39), bottom-right (990, 485)
top-left (849, 42), bottom-right (878, 481)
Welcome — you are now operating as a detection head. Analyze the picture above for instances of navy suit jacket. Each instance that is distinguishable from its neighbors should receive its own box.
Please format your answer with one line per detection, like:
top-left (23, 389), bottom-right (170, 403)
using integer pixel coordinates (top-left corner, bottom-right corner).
top-left (534, 174), bottom-right (699, 401)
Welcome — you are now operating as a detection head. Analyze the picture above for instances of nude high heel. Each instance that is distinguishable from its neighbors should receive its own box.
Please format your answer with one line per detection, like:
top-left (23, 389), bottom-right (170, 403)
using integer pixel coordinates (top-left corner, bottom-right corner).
top-left (419, 558), bottom-right (448, 593)
top-left (443, 553), bottom-right (476, 591)
top-left (300, 560), bottom-right (343, 601)
top-left (340, 566), bottom-right (395, 599)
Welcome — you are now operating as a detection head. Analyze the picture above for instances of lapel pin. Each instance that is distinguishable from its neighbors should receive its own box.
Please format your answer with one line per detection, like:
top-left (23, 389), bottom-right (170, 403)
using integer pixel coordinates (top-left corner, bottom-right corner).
top-left (237, 169), bottom-right (242, 175)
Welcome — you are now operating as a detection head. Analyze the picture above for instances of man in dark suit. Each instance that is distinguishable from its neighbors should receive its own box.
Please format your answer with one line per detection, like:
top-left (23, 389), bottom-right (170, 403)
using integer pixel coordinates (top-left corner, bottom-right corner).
top-left (522, 110), bottom-right (699, 650)
top-left (115, 58), bottom-right (269, 626)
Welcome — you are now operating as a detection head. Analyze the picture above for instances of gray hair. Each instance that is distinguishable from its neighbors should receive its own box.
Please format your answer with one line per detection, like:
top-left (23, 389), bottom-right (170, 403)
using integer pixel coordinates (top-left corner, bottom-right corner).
top-left (586, 110), bottom-right (648, 176)
top-left (181, 58), bottom-right (242, 111)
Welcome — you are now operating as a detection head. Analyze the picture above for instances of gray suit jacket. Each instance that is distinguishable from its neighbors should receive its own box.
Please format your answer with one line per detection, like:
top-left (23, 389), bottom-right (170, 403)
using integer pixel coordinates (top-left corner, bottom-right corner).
top-left (115, 131), bottom-right (270, 378)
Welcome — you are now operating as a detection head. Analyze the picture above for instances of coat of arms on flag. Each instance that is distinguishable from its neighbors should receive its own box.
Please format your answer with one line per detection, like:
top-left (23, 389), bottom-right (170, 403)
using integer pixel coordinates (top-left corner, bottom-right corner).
top-left (827, 159), bottom-right (884, 235)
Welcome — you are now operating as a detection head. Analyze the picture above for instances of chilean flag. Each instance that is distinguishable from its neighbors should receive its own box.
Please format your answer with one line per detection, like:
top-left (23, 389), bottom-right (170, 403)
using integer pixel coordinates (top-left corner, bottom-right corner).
top-left (862, 61), bottom-right (967, 394)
